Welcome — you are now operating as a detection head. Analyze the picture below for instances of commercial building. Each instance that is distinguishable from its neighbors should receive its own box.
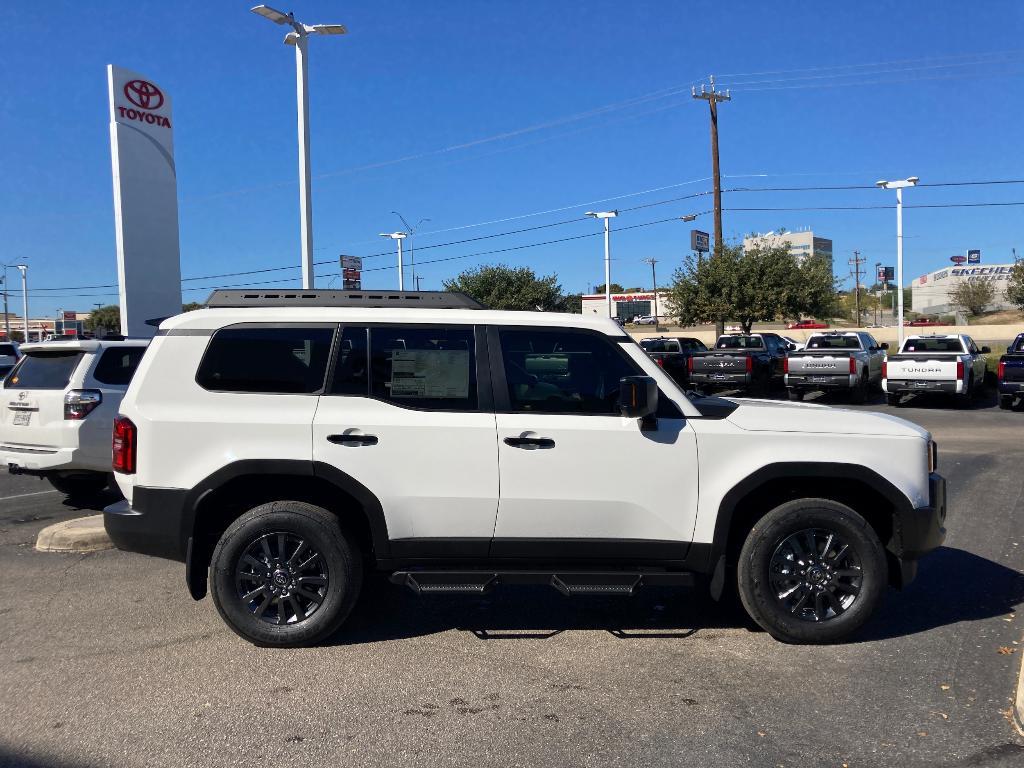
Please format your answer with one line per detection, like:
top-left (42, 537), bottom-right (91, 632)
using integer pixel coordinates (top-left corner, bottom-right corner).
top-left (912, 264), bottom-right (1018, 315)
top-left (743, 229), bottom-right (833, 271)
top-left (580, 290), bottom-right (673, 321)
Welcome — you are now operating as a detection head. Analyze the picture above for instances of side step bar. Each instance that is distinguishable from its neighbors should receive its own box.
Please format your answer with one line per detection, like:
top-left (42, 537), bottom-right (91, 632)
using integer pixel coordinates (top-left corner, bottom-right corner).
top-left (391, 570), bottom-right (694, 597)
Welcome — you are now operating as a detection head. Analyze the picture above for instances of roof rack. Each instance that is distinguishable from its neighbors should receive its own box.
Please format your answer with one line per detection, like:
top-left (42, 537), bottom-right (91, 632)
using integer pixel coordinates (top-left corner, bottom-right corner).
top-left (204, 290), bottom-right (485, 310)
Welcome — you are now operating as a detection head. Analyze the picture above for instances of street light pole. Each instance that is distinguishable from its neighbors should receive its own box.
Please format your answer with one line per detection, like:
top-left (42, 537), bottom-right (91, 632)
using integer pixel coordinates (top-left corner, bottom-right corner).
top-left (250, 5), bottom-right (347, 289)
top-left (642, 258), bottom-right (659, 319)
top-left (379, 232), bottom-right (408, 290)
top-left (15, 265), bottom-right (27, 343)
top-left (586, 211), bottom-right (618, 319)
top-left (876, 177), bottom-right (918, 348)
top-left (393, 212), bottom-right (430, 289)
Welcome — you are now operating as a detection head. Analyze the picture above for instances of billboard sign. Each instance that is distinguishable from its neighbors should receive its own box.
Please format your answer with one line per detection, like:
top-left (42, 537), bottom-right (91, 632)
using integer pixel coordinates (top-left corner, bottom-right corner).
top-left (340, 255), bottom-right (362, 290)
top-left (950, 255), bottom-right (967, 265)
top-left (877, 266), bottom-right (894, 282)
top-left (690, 230), bottom-right (710, 253)
top-left (967, 249), bottom-right (981, 264)
top-left (107, 65), bottom-right (183, 338)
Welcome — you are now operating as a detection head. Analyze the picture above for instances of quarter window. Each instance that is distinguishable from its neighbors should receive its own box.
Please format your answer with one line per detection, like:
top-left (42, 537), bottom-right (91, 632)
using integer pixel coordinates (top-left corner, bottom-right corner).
top-left (92, 347), bottom-right (147, 386)
top-left (498, 329), bottom-right (642, 414)
top-left (196, 326), bottom-right (334, 394)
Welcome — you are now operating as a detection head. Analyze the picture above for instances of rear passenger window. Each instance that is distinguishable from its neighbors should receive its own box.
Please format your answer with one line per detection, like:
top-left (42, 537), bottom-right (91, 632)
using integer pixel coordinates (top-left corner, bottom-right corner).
top-left (367, 326), bottom-right (477, 410)
top-left (92, 347), bottom-right (146, 386)
top-left (196, 326), bottom-right (333, 393)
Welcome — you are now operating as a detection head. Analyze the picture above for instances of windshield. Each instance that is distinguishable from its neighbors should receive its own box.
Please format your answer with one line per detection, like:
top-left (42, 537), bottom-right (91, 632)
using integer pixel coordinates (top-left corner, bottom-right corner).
top-left (901, 338), bottom-right (966, 354)
top-left (805, 336), bottom-right (860, 350)
top-left (5, 351), bottom-right (83, 389)
top-left (716, 336), bottom-right (763, 349)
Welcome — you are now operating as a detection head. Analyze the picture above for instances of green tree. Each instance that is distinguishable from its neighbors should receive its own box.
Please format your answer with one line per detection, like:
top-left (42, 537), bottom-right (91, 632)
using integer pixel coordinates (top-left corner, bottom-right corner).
top-left (948, 279), bottom-right (995, 316)
top-left (1006, 262), bottom-right (1024, 312)
top-left (182, 302), bottom-right (204, 312)
top-left (592, 283), bottom-right (624, 294)
top-left (666, 244), bottom-right (835, 333)
top-left (443, 264), bottom-right (566, 311)
top-left (562, 293), bottom-right (583, 314)
top-left (85, 305), bottom-right (120, 333)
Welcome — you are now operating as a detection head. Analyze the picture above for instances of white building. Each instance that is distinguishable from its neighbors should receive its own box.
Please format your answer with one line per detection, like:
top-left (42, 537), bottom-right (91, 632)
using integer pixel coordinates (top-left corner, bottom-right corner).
top-left (912, 263), bottom-right (1017, 315)
top-left (580, 290), bottom-right (673, 320)
top-left (743, 229), bottom-right (833, 271)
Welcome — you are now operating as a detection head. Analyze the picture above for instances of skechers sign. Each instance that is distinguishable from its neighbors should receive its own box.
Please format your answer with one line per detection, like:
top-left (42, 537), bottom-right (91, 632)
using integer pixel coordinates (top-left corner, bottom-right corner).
top-left (116, 79), bottom-right (171, 128)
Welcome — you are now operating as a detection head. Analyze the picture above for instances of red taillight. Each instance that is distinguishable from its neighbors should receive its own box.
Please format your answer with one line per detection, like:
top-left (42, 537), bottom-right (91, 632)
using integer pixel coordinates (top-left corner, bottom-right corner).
top-left (655, 356), bottom-right (664, 368)
top-left (64, 389), bottom-right (102, 420)
top-left (849, 356), bottom-right (857, 374)
top-left (998, 360), bottom-right (1005, 382)
top-left (882, 360), bottom-right (888, 379)
top-left (956, 360), bottom-right (964, 380)
top-left (112, 416), bottom-right (137, 474)
top-left (782, 356), bottom-right (789, 373)
top-left (687, 356), bottom-right (694, 373)
top-left (745, 356), bottom-right (752, 372)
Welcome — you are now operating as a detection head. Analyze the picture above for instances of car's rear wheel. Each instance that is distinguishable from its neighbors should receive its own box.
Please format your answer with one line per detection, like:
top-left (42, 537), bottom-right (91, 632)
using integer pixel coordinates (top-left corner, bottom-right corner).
top-left (955, 374), bottom-right (974, 408)
top-left (210, 501), bottom-right (362, 647)
top-left (886, 392), bottom-right (901, 407)
top-left (737, 498), bottom-right (887, 644)
top-left (787, 389), bottom-right (804, 401)
top-left (47, 471), bottom-right (109, 500)
top-left (999, 394), bottom-right (1014, 410)
top-left (849, 372), bottom-right (869, 404)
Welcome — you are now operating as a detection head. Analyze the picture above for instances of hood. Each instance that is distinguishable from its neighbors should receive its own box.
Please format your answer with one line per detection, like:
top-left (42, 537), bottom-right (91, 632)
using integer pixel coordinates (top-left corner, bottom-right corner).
top-left (725, 398), bottom-right (929, 439)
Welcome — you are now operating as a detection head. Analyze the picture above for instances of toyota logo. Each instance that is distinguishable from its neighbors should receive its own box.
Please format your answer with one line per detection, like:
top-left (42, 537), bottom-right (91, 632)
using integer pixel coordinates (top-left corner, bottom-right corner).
top-left (124, 79), bottom-right (164, 110)
top-left (17, 391), bottom-right (26, 401)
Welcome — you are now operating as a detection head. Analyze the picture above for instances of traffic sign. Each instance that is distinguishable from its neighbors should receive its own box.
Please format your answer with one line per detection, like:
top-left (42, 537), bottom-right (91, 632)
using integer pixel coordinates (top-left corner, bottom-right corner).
top-left (691, 230), bottom-right (710, 253)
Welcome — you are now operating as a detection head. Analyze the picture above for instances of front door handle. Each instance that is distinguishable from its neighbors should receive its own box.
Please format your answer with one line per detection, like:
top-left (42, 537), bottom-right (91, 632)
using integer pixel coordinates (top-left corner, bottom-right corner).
top-left (327, 434), bottom-right (378, 446)
top-left (503, 436), bottom-right (555, 449)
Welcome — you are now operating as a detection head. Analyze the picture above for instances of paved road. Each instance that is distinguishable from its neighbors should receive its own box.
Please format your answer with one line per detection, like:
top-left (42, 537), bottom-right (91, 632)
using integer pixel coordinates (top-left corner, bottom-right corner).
top-left (1, 398), bottom-right (1022, 768)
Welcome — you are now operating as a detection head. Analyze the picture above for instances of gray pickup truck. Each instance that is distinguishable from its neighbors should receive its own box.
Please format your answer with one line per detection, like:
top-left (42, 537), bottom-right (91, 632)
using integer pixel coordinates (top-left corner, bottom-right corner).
top-left (688, 333), bottom-right (789, 396)
top-left (784, 331), bottom-right (887, 403)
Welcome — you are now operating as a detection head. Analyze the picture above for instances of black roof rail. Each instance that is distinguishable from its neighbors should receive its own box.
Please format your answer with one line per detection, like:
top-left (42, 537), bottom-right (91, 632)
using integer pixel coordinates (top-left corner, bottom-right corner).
top-left (204, 290), bottom-right (486, 310)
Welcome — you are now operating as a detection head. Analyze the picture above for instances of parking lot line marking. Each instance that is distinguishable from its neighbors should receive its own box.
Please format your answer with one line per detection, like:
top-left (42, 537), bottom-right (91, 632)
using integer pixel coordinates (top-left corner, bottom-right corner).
top-left (0, 490), bottom-right (61, 502)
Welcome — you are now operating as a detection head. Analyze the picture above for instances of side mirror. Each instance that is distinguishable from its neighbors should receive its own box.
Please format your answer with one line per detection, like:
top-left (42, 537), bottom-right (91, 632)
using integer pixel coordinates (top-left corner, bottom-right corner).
top-left (880, 342), bottom-right (889, 350)
top-left (981, 346), bottom-right (991, 354)
top-left (619, 376), bottom-right (658, 421)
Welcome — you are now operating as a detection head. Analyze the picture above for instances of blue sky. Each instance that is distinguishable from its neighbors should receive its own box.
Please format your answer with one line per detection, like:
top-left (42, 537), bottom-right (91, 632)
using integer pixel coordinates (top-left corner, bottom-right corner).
top-left (3, 0), bottom-right (1024, 317)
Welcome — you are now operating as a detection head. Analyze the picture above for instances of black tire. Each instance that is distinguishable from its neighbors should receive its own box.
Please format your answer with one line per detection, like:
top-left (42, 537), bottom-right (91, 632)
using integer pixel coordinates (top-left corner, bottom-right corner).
top-left (210, 501), bottom-right (363, 647)
top-left (787, 389), bottom-right (804, 402)
top-left (47, 472), bottom-right (109, 499)
top-left (885, 392), bottom-right (901, 407)
top-left (849, 372), bottom-right (869, 404)
top-left (999, 394), bottom-right (1013, 410)
top-left (955, 375), bottom-right (974, 409)
top-left (737, 498), bottom-right (887, 644)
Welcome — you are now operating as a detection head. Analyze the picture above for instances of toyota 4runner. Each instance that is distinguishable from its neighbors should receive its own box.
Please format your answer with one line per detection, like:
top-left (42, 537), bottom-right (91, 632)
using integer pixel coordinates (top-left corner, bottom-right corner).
top-left (105, 291), bottom-right (947, 647)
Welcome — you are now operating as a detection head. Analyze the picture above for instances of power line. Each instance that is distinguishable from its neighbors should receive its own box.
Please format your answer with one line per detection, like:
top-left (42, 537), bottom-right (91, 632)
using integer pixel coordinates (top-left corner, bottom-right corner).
top-left (716, 49), bottom-right (1024, 80)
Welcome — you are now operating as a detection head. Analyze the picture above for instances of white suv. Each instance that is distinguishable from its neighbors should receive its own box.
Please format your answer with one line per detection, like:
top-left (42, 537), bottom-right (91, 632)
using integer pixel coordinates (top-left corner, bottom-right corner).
top-left (1, 339), bottom-right (148, 498)
top-left (105, 291), bottom-right (946, 647)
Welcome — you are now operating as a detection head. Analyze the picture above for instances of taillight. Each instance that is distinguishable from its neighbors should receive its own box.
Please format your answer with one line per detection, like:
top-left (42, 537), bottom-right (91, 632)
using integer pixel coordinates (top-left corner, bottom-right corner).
top-left (849, 356), bottom-right (857, 374)
top-left (956, 360), bottom-right (964, 380)
top-left (655, 356), bottom-right (664, 368)
top-left (112, 416), bottom-right (137, 474)
top-left (998, 361), bottom-right (1005, 382)
top-left (64, 389), bottom-right (102, 420)
top-left (882, 360), bottom-right (888, 379)
top-left (745, 356), bottom-right (752, 372)
top-left (687, 356), bottom-right (694, 373)
top-left (782, 356), bottom-right (789, 374)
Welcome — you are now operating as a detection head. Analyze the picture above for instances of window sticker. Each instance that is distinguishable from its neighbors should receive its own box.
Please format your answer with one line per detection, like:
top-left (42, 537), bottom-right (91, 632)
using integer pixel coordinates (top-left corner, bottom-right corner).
top-left (390, 349), bottom-right (470, 399)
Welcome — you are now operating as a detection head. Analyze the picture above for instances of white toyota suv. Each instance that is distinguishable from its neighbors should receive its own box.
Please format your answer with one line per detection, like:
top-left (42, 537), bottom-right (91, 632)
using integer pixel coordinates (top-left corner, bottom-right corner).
top-left (1, 338), bottom-right (148, 498)
top-left (105, 291), bottom-right (946, 647)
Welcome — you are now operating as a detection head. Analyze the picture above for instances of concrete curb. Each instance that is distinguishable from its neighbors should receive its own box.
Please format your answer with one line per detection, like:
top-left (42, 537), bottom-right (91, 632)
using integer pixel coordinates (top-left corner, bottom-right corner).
top-left (35, 515), bottom-right (112, 553)
top-left (1015, 646), bottom-right (1024, 737)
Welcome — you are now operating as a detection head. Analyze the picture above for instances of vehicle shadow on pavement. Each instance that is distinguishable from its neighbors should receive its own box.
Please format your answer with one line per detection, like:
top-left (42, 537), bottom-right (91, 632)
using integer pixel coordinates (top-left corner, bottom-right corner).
top-left (858, 546), bottom-right (1024, 642)
top-left (329, 577), bottom-right (752, 645)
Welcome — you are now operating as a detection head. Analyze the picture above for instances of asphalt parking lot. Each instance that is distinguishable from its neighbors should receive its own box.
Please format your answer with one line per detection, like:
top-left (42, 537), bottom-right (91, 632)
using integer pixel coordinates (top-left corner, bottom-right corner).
top-left (1, 395), bottom-right (1022, 767)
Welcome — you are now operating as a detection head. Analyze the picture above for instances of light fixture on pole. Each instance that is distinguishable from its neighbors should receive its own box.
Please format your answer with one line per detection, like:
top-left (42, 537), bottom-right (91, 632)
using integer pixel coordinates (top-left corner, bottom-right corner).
top-left (585, 211), bottom-right (618, 319)
top-left (875, 176), bottom-right (919, 347)
top-left (250, 5), bottom-right (347, 290)
top-left (379, 232), bottom-right (408, 290)
top-left (679, 214), bottom-right (698, 222)
top-left (393, 212), bottom-right (430, 289)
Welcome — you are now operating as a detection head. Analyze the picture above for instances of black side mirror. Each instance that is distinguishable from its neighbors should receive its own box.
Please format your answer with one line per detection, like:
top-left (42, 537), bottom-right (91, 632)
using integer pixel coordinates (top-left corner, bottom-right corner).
top-left (619, 376), bottom-right (658, 420)
top-left (981, 346), bottom-right (991, 354)
top-left (880, 342), bottom-right (889, 350)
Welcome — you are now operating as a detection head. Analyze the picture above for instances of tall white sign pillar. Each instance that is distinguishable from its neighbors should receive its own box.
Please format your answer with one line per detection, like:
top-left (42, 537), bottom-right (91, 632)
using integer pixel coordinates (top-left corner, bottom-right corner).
top-left (107, 65), bottom-right (183, 338)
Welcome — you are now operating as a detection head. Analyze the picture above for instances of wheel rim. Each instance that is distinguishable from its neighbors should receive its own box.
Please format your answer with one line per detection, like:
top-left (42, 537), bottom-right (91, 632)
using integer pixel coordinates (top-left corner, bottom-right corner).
top-left (768, 528), bottom-right (862, 622)
top-left (235, 532), bottom-right (329, 626)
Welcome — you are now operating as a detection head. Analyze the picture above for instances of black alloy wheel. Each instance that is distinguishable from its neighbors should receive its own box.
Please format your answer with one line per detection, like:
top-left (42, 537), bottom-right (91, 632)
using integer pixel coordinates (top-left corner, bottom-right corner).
top-left (235, 532), bottom-right (329, 626)
top-left (768, 528), bottom-right (862, 622)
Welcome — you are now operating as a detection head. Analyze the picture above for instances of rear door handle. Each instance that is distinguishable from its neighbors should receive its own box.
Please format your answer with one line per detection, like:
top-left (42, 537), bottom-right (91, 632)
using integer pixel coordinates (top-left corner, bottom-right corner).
top-left (327, 434), bottom-right (378, 446)
top-left (503, 436), bottom-right (555, 449)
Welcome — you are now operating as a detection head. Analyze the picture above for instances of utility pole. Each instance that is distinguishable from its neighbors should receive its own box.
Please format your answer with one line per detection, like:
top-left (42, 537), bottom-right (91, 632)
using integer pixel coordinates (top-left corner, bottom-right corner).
top-left (642, 258), bottom-right (659, 319)
top-left (1, 272), bottom-right (8, 342)
top-left (692, 75), bottom-right (730, 337)
top-left (848, 251), bottom-right (865, 326)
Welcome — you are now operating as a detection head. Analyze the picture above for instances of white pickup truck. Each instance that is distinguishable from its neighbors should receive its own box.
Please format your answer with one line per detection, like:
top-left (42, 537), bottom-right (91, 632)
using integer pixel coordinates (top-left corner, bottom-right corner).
top-left (883, 334), bottom-right (989, 407)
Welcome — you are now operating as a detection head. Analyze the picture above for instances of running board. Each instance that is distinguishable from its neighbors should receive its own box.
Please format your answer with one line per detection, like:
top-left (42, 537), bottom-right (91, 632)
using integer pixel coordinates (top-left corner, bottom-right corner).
top-left (391, 570), bottom-right (694, 597)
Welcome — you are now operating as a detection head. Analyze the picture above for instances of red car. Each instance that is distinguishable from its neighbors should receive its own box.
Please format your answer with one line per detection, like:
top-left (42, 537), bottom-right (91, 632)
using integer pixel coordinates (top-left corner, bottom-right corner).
top-left (905, 318), bottom-right (945, 327)
top-left (787, 319), bottom-right (828, 330)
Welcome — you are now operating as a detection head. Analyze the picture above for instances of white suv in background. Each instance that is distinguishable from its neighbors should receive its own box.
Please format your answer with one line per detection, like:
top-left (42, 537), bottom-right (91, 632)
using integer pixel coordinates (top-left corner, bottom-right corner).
top-left (1, 338), bottom-right (148, 499)
top-left (106, 291), bottom-right (946, 648)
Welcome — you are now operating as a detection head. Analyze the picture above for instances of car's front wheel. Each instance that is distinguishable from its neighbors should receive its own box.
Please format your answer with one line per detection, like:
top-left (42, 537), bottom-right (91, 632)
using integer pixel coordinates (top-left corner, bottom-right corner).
top-left (210, 501), bottom-right (363, 647)
top-left (737, 498), bottom-right (887, 644)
